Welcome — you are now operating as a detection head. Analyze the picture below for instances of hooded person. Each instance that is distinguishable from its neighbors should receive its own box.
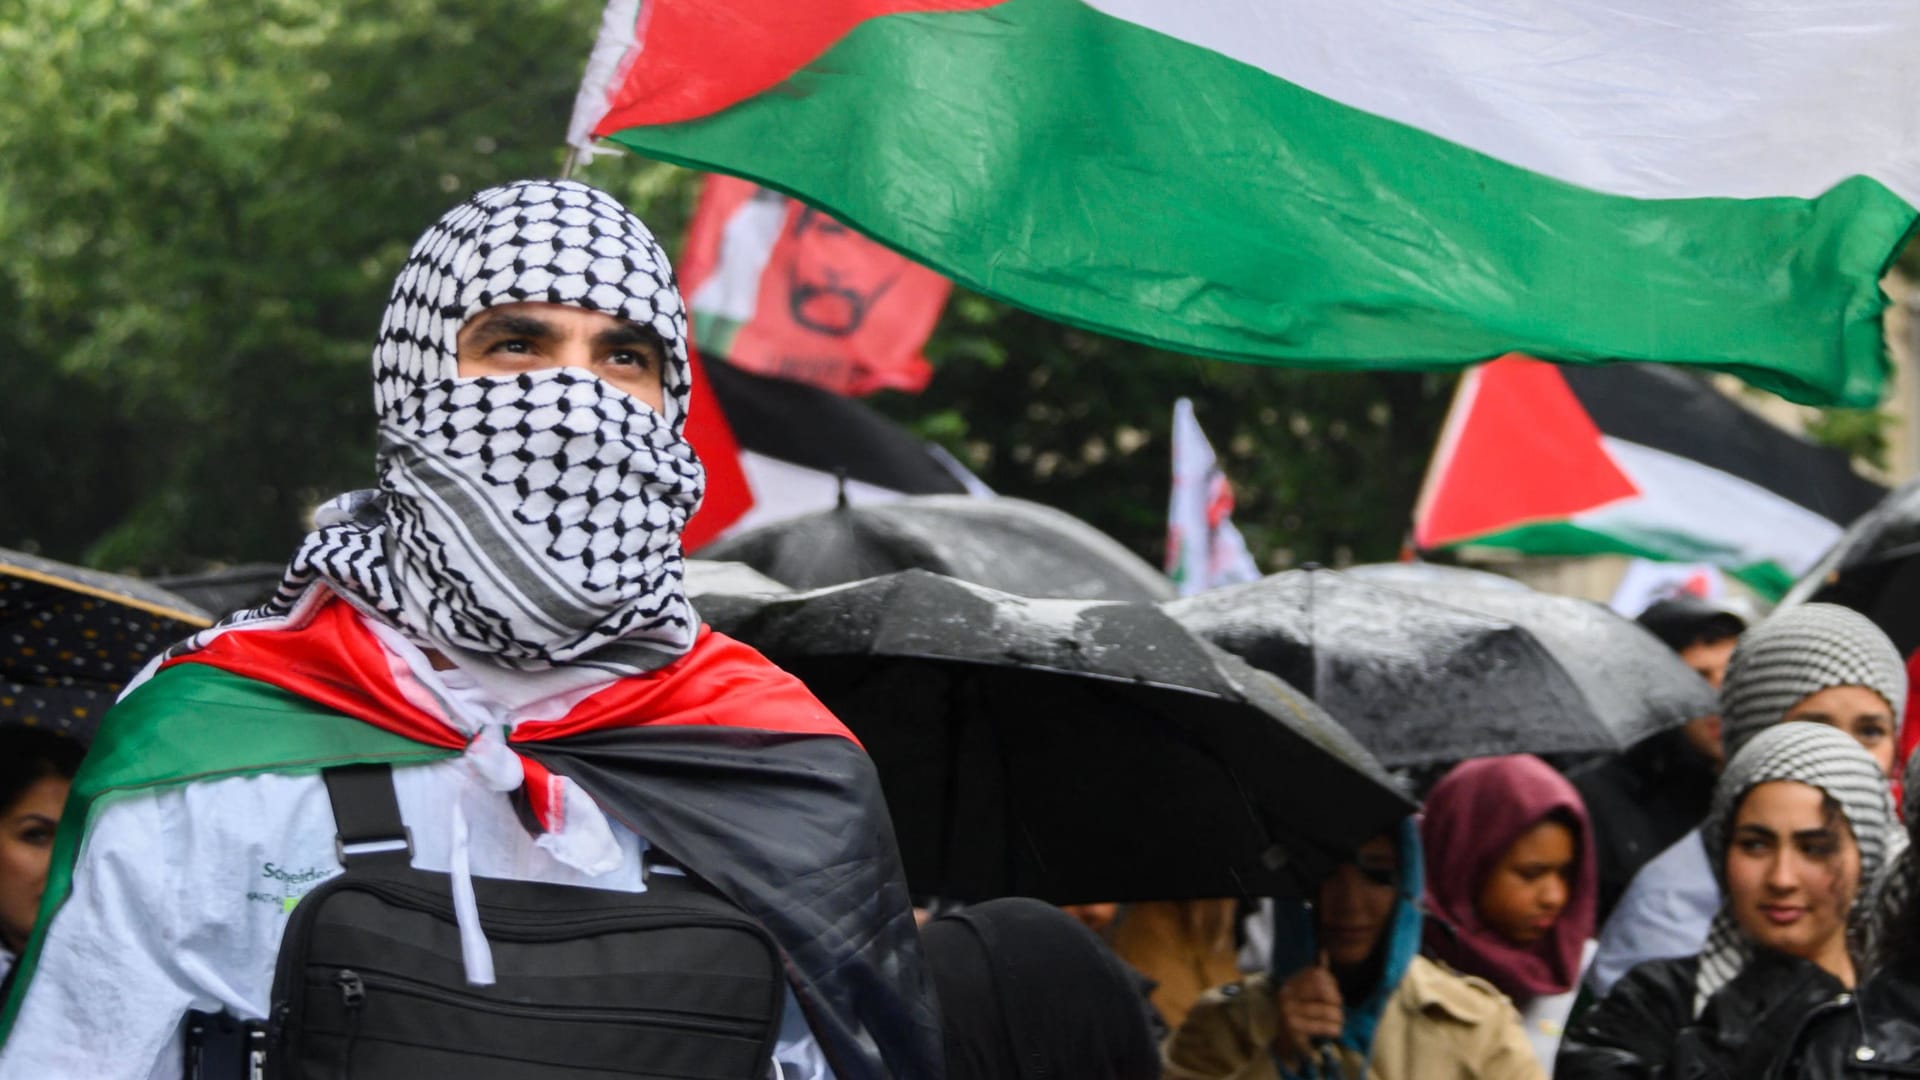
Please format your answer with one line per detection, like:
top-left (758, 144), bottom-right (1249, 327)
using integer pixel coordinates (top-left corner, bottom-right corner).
top-left (922, 898), bottom-right (1162, 1080)
top-left (1164, 819), bottom-right (1542, 1080)
top-left (1586, 603), bottom-right (1906, 998)
top-left (1420, 756), bottom-right (1598, 1072)
top-left (1558, 722), bottom-right (1897, 1079)
top-left (0, 180), bottom-right (940, 1079)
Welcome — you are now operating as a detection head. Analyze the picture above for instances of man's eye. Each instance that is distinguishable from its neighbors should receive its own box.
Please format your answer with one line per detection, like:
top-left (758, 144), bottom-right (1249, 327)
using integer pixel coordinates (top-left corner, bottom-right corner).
top-left (608, 350), bottom-right (657, 369)
top-left (489, 339), bottom-right (534, 355)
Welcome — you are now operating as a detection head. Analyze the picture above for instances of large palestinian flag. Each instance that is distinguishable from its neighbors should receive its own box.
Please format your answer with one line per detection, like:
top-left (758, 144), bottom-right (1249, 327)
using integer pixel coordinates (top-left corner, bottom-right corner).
top-left (569, 0), bottom-right (1920, 406)
top-left (1414, 357), bottom-right (1887, 597)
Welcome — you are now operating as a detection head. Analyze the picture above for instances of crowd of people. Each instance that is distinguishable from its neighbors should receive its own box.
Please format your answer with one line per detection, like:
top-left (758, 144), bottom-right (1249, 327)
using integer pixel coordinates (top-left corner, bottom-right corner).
top-left (0, 179), bottom-right (1916, 1079)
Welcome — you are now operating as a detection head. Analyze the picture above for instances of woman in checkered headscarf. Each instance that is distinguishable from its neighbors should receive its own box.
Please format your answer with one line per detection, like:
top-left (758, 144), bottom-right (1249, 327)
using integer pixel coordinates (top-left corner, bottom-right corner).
top-left (1559, 723), bottom-right (1895, 1079)
top-left (1583, 602), bottom-right (1911, 1000)
top-left (1784, 751), bottom-right (1920, 1076)
top-left (1719, 603), bottom-right (1906, 775)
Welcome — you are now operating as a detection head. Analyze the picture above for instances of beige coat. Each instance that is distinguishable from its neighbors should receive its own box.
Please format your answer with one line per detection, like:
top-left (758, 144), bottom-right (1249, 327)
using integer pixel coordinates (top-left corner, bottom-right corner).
top-left (1110, 900), bottom-right (1243, 1030)
top-left (1163, 955), bottom-right (1546, 1080)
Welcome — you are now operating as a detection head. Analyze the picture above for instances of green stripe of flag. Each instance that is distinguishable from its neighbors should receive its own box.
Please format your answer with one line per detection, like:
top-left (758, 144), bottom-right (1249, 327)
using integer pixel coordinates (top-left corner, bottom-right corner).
top-left (603, 0), bottom-right (1916, 406)
top-left (1455, 520), bottom-right (1798, 598)
top-left (0, 665), bottom-right (454, 1041)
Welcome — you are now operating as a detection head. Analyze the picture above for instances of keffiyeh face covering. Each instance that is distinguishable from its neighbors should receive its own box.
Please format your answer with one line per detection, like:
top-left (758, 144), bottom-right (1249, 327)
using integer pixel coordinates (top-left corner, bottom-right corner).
top-left (260, 179), bottom-right (705, 671)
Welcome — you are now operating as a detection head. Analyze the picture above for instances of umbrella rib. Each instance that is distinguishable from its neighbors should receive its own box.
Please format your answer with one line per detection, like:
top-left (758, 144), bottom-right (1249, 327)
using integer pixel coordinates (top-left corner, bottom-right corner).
top-left (0, 566), bottom-right (213, 627)
top-left (865, 651), bottom-right (1237, 700)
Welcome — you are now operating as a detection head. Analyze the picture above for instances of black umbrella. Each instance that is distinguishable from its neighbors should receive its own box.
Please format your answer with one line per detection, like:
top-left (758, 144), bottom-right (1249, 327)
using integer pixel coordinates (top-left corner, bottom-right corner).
top-left (1782, 478), bottom-right (1920, 656)
top-left (1166, 569), bottom-right (1613, 768)
top-left (1377, 578), bottom-right (1717, 751)
top-left (701, 570), bottom-right (1411, 903)
top-left (1344, 561), bottom-right (1526, 593)
top-left (151, 562), bottom-right (285, 617)
top-left (1, 548), bottom-right (212, 738)
top-left (701, 494), bottom-right (1175, 603)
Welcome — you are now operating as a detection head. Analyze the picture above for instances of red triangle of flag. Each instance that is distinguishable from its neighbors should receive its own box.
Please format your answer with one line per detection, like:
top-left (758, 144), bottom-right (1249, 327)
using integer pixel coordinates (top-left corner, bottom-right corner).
top-left (1415, 356), bottom-right (1640, 548)
top-left (682, 343), bottom-right (754, 551)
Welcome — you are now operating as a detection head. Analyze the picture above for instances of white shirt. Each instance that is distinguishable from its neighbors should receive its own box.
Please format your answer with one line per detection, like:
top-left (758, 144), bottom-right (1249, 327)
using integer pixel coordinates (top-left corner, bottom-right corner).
top-left (1586, 829), bottom-right (1716, 998)
top-left (0, 616), bottom-right (833, 1080)
top-left (1524, 938), bottom-right (1597, 1075)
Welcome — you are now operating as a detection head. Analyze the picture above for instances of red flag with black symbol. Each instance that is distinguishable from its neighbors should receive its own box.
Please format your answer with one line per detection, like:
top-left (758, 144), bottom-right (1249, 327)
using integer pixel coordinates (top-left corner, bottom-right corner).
top-left (679, 175), bottom-right (948, 397)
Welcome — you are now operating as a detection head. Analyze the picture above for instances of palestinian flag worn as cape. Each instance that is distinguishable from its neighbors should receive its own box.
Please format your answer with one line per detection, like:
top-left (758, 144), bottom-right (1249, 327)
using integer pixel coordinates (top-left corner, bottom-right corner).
top-left (1414, 357), bottom-right (1888, 598)
top-left (0, 597), bottom-right (941, 1080)
top-left (569, 0), bottom-right (1920, 406)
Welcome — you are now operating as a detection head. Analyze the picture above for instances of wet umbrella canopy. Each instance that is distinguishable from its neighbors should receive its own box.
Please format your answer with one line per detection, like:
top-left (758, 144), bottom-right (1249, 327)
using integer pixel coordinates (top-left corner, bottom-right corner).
top-left (1344, 561), bottom-right (1527, 593)
top-left (1167, 569), bottom-right (1610, 767)
top-left (1782, 478), bottom-right (1920, 655)
top-left (1379, 578), bottom-right (1717, 751)
top-left (702, 569), bottom-right (1411, 903)
top-left (701, 494), bottom-right (1176, 603)
top-left (1, 548), bottom-right (212, 738)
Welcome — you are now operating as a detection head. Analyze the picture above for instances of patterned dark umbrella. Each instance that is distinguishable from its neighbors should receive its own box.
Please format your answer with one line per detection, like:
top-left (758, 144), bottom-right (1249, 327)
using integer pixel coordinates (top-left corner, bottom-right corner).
top-left (701, 494), bottom-right (1175, 603)
top-left (1, 548), bottom-right (212, 739)
top-left (1167, 569), bottom-right (1611, 768)
top-left (700, 569), bottom-right (1412, 903)
top-left (1377, 577), bottom-right (1718, 752)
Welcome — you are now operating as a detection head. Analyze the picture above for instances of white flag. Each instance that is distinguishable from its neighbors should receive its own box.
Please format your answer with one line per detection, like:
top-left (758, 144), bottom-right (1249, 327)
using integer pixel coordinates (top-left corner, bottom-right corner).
top-left (1167, 398), bottom-right (1261, 596)
top-left (1608, 559), bottom-right (1728, 618)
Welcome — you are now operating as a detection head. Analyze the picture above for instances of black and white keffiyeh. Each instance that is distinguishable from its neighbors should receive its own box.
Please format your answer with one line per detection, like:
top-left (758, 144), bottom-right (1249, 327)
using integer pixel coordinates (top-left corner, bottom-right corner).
top-left (1863, 750), bottom-right (1920, 969)
top-left (1693, 722), bottom-right (1898, 1012)
top-left (1719, 603), bottom-right (1906, 762)
top-left (179, 179), bottom-right (704, 676)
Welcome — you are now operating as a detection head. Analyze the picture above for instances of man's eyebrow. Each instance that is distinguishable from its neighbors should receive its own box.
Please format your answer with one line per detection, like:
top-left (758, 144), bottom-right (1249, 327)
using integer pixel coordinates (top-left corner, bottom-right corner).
top-left (594, 322), bottom-right (665, 350)
top-left (465, 312), bottom-right (557, 341)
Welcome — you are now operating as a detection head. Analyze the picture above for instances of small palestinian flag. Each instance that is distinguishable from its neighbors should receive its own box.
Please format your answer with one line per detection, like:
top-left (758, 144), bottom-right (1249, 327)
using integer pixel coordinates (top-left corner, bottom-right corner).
top-left (567, 0), bottom-right (1920, 406)
top-left (691, 357), bottom-right (985, 549)
top-left (1414, 357), bottom-right (1886, 597)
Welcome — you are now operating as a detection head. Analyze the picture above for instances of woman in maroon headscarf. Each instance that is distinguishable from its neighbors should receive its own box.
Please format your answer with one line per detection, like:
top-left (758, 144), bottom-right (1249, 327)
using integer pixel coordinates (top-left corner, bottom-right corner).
top-left (1421, 755), bottom-right (1598, 1075)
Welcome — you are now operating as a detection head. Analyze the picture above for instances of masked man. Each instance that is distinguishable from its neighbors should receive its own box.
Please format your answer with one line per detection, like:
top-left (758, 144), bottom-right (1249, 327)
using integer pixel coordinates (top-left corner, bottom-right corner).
top-left (0, 180), bottom-right (940, 1080)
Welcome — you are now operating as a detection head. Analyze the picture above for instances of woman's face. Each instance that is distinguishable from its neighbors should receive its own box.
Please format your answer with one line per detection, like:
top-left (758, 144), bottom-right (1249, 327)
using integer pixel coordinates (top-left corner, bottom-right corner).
top-left (1783, 686), bottom-right (1898, 776)
top-left (1319, 833), bottom-right (1399, 968)
top-left (1475, 819), bottom-right (1576, 946)
top-left (1724, 780), bottom-right (1860, 972)
top-left (0, 776), bottom-right (68, 954)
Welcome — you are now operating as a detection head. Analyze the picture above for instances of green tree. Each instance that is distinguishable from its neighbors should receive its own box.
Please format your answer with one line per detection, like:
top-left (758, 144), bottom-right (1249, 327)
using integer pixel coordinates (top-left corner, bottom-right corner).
top-left (872, 290), bottom-right (1454, 569)
top-left (0, 0), bottom-right (689, 571)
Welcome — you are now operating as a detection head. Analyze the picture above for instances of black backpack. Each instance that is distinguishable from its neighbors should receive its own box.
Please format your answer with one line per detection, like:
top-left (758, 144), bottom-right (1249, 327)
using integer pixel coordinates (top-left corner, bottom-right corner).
top-left (262, 763), bottom-right (787, 1079)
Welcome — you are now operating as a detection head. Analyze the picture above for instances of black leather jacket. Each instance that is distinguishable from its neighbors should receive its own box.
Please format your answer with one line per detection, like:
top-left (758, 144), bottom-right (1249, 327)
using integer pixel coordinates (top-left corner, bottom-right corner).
top-left (1780, 958), bottom-right (1920, 1078)
top-left (1556, 950), bottom-right (1850, 1079)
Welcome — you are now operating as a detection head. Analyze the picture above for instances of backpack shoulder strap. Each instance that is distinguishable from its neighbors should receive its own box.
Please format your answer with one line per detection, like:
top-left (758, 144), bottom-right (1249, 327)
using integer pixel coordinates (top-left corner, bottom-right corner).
top-left (321, 763), bottom-right (413, 867)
